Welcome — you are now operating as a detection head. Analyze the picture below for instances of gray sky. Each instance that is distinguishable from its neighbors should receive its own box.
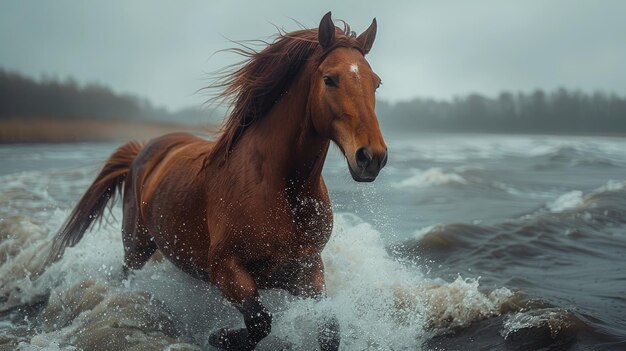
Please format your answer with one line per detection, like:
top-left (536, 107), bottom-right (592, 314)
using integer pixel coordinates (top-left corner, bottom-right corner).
top-left (1, 1), bottom-right (625, 111)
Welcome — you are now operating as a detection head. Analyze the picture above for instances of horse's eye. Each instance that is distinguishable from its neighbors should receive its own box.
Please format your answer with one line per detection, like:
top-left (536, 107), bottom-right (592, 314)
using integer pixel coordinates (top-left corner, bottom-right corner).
top-left (323, 76), bottom-right (337, 87)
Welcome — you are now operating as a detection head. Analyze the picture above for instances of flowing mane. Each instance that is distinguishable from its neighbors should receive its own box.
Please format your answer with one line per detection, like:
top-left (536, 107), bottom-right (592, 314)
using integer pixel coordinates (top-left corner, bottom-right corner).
top-left (206, 23), bottom-right (365, 165)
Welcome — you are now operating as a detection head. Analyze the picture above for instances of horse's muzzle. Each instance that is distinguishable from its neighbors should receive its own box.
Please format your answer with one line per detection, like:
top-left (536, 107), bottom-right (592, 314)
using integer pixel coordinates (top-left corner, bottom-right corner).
top-left (349, 147), bottom-right (388, 182)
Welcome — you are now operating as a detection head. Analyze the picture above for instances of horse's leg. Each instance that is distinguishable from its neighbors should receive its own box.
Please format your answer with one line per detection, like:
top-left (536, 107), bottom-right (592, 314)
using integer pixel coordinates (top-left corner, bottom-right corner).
top-left (121, 222), bottom-right (156, 278)
top-left (288, 256), bottom-right (340, 351)
top-left (209, 257), bottom-right (272, 351)
top-left (121, 183), bottom-right (157, 278)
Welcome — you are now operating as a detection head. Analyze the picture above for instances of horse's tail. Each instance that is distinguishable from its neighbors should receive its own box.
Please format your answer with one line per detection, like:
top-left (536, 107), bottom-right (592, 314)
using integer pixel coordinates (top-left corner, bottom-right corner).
top-left (44, 140), bottom-right (144, 267)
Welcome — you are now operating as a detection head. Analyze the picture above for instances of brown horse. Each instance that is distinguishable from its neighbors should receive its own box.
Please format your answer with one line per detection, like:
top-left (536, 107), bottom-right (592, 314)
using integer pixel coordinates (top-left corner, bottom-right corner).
top-left (46, 12), bottom-right (387, 351)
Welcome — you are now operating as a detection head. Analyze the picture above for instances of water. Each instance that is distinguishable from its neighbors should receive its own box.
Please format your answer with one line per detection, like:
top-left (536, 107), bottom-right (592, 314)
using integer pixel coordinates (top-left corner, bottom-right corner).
top-left (1, 133), bottom-right (625, 350)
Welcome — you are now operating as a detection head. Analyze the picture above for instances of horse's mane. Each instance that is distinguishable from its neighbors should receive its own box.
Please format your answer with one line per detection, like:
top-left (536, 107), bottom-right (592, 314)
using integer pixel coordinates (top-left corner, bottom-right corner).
top-left (205, 22), bottom-right (365, 166)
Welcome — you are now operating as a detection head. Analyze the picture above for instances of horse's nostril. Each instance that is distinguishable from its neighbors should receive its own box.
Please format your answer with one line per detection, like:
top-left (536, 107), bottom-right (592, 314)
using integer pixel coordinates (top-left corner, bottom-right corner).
top-left (356, 147), bottom-right (373, 169)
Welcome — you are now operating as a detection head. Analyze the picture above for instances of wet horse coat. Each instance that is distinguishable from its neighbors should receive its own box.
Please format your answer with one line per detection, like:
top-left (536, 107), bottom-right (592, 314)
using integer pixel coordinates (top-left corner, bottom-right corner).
top-left (47, 12), bottom-right (387, 350)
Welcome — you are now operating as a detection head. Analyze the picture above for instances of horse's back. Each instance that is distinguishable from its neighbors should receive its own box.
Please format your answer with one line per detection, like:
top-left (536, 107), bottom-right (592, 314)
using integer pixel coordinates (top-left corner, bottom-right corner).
top-left (133, 132), bottom-right (213, 171)
top-left (131, 131), bottom-right (216, 209)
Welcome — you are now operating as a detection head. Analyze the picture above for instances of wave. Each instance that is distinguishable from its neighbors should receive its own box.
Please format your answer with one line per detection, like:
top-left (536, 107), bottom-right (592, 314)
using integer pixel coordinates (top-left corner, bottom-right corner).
top-left (395, 179), bottom-right (626, 256)
top-left (546, 190), bottom-right (584, 213)
top-left (392, 167), bottom-right (525, 197)
top-left (501, 308), bottom-right (584, 341)
top-left (0, 213), bottom-right (518, 350)
top-left (391, 136), bottom-right (626, 166)
top-left (556, 180), bottom-right (626, 216)
top-left (426, 305), bottom-right (592, 351)
top-left (391, 179), bottom-right (626, 349)
top-left (393, 167), bottom-right (469, 188)
top-left (0, 169), bottom-right (519, 350)
top-left (541, 144), bottom-right (625, 168)
top-left (3, 165), bottom-right (625, 349)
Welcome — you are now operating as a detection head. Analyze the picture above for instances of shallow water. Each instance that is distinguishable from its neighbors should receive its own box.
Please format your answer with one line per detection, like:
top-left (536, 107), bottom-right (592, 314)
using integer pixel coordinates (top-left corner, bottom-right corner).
top-left (1, 133), bottom-right (625, 350)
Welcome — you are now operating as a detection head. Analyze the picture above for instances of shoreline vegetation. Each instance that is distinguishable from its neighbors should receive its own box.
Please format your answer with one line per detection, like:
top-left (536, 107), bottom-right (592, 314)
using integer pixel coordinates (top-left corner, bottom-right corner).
top-left (378, 90), bottom-right (626, 135)
top-left (2, 68), bottom-right (626, 143)
top-left (0, 68), bottom-right (221, 143)
top-left (0, 119), bottom-right (214, 144)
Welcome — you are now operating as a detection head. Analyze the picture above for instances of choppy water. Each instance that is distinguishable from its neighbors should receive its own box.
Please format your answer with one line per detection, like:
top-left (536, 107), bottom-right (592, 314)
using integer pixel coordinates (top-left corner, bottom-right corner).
top-left (1, 133), bottom-right (625, 350)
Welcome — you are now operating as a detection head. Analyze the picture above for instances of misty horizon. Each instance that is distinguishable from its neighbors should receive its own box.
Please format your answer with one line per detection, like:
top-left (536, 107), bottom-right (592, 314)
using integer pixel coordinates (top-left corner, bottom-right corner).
top-left (4, 66), bottom-right (626, 116)
top-left (2, 1), bottom-right (626, 110)
top-left (3, 67), bottom-right (626, 139)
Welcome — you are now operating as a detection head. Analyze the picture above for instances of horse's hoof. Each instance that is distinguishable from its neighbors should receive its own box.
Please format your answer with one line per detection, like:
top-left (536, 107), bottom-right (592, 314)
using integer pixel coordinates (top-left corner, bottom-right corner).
top-left (209, 328), bottom-right (254, 351)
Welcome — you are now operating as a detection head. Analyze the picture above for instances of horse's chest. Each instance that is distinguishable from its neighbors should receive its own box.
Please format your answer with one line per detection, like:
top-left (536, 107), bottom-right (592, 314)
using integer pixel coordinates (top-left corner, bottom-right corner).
top-left (288, 194), bottom-right (333, 248)
top-left (245, 193), bottom-right (332, 274)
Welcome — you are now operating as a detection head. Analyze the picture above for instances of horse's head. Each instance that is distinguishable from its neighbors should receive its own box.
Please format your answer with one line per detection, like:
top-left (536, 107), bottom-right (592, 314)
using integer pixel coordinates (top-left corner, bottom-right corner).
top-left (310, 12), bottom-right (388, 182)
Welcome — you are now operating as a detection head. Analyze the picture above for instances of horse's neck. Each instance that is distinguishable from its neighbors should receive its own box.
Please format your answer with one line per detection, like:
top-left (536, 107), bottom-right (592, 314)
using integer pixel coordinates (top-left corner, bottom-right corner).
top-left (251, 71), bottom-right (329, 190)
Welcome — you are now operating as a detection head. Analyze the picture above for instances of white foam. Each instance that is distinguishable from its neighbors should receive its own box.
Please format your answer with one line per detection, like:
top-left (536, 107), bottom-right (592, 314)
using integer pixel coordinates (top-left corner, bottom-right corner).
top-left (501, 308), bottom-right (575, 340)
top-left (595, 179), bottom-right (626, 192)
top-left (394, 168), bottom-right (468, 189)
top-left (546, 190), bottom-right (584, 213)
top-left (412, 224), bottom-right (440, 240)
top-left (0, 210), bottom-right (518, 350)
top-left (409, 276), bottom-right (513, 329)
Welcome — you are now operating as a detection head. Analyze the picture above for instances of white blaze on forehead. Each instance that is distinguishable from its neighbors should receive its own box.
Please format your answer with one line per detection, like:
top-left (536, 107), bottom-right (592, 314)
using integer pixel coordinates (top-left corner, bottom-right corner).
top-left (349, 63), bottom-right (361, 84)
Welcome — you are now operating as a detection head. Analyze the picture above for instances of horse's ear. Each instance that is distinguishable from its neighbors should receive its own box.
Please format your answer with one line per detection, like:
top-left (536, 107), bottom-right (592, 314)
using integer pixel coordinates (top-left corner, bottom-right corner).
top-left (357, 18), bottom-right (377, 55)
top-left (318, 11), bottom-right (335, 49)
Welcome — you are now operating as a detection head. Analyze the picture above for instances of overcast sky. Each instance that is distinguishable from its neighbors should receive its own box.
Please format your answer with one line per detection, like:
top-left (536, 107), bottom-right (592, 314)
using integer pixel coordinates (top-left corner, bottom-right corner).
top-left (1, 1), bottom-right (625, 111)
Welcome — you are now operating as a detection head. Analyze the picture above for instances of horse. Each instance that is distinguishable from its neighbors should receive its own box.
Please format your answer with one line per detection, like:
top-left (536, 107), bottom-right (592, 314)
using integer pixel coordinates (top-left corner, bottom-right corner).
top-left (46, 12), bottom-right (387, 351)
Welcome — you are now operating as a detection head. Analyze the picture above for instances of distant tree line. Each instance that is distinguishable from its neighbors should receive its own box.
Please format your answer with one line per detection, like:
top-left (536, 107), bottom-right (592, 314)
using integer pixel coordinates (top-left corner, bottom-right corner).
top-left (378, 89), bottom-right (626, 134)
top-left (3, 68), bottom-right (626, 133)
top-left (0, 68), bottom-right (221, 124)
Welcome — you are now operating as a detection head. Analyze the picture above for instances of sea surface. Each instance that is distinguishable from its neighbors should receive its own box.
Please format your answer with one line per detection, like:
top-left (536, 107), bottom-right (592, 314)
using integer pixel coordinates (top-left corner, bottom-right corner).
top-left (0, 133), bottom-right (625, 350)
